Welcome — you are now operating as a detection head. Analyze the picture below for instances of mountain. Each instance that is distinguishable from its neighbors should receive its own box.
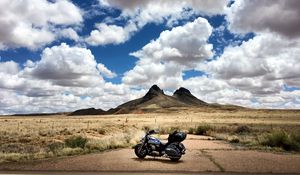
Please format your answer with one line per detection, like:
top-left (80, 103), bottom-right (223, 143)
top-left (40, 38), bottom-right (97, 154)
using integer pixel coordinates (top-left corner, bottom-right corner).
top-left (173, 87), bottom-right (207, 106)
top-left (117, 85), bottom-right (188, 110)
top-left (69, 108), bottom-right (106, 116)
top-left (69, 85), bottom-right (243, 115)
top-left (106, 85), bottom-right (212, 114)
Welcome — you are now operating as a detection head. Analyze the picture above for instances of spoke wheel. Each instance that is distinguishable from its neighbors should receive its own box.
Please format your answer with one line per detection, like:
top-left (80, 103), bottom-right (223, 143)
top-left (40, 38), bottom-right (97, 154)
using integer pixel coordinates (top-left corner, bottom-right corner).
top-left (134, 144), bottom-right (147, 158)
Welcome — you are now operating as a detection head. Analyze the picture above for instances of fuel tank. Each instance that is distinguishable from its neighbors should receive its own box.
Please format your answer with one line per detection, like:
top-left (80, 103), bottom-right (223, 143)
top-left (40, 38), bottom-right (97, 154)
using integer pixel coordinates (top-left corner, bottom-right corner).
top-left (148, 136), bottom-right (161, 145)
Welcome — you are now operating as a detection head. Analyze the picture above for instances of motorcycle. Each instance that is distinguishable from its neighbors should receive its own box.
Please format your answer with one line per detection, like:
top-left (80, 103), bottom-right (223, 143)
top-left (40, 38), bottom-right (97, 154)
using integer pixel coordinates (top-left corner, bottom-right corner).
top-left (134, 129), bottom-right (186, 161)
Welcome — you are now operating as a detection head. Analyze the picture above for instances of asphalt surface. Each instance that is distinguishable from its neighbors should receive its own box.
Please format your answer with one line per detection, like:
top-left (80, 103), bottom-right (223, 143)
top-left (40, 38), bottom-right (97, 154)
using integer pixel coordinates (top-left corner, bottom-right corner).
top-left (0, 135), bottom-right (300, 174)
top-left (1, 171), bottom-right (300, 175)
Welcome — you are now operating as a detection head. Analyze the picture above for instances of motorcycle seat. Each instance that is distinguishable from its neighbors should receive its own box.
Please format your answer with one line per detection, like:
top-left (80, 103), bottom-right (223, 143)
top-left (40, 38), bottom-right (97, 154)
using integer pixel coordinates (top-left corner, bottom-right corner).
top-left (160, 142), bottom-right (170, 147)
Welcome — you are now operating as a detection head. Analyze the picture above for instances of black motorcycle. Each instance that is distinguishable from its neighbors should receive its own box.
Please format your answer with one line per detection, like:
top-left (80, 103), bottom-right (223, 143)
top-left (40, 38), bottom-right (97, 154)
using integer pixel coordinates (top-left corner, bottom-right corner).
top-left (134, 130), bottom-right (186, 161)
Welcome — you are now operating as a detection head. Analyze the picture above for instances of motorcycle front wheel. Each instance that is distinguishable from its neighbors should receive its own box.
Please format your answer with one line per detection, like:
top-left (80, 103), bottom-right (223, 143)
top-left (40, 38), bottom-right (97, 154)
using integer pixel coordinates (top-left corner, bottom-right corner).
top-left (134, 143), bottom-right (147, 158)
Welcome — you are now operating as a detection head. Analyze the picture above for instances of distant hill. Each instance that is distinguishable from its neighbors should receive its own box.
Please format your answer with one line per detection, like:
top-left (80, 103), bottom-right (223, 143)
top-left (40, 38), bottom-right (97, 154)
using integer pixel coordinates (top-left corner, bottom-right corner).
top-left (69, 108), bottom-right (106, 116)
top-left (69, 84), bottom-right (244, 115)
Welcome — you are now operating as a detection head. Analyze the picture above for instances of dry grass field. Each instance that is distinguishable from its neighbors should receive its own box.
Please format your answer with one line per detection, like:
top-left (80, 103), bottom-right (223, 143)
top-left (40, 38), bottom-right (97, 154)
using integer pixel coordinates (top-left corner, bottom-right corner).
top-left (0, 108), bottom-right (300, 163)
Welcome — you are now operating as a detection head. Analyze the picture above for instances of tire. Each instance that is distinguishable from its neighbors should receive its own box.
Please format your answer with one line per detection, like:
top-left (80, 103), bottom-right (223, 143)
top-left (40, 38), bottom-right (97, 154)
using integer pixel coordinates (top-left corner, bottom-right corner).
top-left (134, 143), bottom-right (147, 158)
top-left (170, 157), bottom-right (181, 162)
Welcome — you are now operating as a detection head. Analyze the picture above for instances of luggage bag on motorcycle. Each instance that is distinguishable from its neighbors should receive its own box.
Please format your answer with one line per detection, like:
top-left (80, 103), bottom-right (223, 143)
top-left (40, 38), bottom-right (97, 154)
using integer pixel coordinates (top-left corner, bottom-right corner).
top-left (168, 131), bottom-right (187, 142)
top-left (165, 143), bottom-right (181, 158)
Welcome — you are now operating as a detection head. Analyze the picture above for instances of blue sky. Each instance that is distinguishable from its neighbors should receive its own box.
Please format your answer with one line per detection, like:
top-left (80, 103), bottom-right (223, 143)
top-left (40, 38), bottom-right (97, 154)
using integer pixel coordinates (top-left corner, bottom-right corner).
top-left (0, 0), bottom-right (300, 114)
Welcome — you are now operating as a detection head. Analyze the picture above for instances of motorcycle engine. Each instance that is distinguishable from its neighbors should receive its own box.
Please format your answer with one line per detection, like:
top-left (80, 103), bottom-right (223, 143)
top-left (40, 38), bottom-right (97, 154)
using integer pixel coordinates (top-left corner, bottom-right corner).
top-left (150, 144), bottom-right (156, 151)
top-left (148, 144), bottom-right (160, 156)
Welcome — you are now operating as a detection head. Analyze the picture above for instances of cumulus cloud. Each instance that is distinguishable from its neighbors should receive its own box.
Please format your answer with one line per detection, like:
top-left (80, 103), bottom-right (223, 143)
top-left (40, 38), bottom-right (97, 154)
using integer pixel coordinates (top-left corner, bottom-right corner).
top-left (224, 1), bottom-right (300, 98)
top-left (0, 44), bottom-right (145, 114)
top-left (205, 33), bottom-right (300, 90)
top-left (123, 61), bottom-right (184, 89)
top-left (178, 75), bottom-right (257, 108)
top-left (0, 61), bottom-right (23, 91)
top-left (23, 43), bottom-right (106, 87)
top-left (0, 61), bottom-right (19, 75)
top-left (0, 60), bottom-right (61, 97)
top-left (0, 0), bottom-right (83, 50)
top-left (123, 17), bottom-right (213, 88)
top-left (0, 81), bottom-right (145, 114)
top-left (1, 43), bottom-right (108, 98)
top-left (181, 73), bottom-right (300, 109)
top-left (131, 17), bottom-right (213, 66)
top-left (97, 63), bottom-right (117, 78)
top-left (193, 0), bottom-right (299, 108)
top-left (86, 0), bottom-right (227, 46)
top-left (100, 0), bottom-right (188, 28)
top-left (185, 31), bottom-right (300, 109)
top-left (100, 0), bottom-right (227, 18)
top-left (58, 28), bottom-right (80, 41)
top-left (227, 0), bottom-right (300, 38)
top-left (174, 0), bottom-right (300, 109)
top-left (86, 22), bottom-right (137, 46)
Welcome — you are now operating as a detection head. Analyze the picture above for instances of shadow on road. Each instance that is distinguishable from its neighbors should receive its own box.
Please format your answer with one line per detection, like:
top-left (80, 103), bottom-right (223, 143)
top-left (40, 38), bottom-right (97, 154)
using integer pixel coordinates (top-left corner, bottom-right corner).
top-left (131, 157), bottom-right (183, 164)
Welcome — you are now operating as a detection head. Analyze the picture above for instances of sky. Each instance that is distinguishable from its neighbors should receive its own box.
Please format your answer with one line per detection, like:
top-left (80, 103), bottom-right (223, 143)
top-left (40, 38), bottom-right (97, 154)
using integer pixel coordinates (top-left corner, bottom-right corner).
top-left (1, 0), bottom-right (300, 114)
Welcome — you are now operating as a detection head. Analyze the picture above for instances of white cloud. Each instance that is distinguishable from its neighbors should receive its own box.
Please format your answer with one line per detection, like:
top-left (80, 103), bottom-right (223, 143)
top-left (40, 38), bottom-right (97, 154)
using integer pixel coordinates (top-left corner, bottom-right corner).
top-left (185, 31), bottom-right (300, 109)
top-left (227, 0), bottom-right (300, 38)
top-left (86, 22), bottom-right (137, 46)
top-left (86, 0), bottom-right (227, 46)
top-left (123, 17), bottom-right (213, 89)
top-left (0, 83), bottom-right (146, 114)
top-left (254, 90), bottom-right (300, 109)
top-left (0, 43), bottom-right (147, 114)
top-left (181, 74), bottom-right (300, 109)
top-left (205, 33), bottom-right (300, 90)
top-left (100, 0), bottom-right (227, 18)
top-left (123, 61), bottom-right (184, 89)
top-left (116, 0), bottom-right (192, 28)
top-left (59, 28), bottom-right (80, 41)
top-left (131, 17), bottom-right (213, 66)
top-left (0, 59), bottom-right (68, 97)
top-left (181, 76), bottom-right (256, 107)
top-left (0, 0), bottom-right (83, 50)
top-left (97, 63), bottom-right (117, 78)
top-left (23, 43), bottom-right (105, 87)
top-left (0, 61), bottom-right (19, 75)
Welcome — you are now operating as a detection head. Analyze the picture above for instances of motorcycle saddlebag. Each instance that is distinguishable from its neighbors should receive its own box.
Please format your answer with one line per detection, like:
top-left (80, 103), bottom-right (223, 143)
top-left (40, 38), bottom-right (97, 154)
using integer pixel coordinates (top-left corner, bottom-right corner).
top-left (165, 143), bottom-right (181, 157)
top-left (168, 131), bottom-right (187, 142)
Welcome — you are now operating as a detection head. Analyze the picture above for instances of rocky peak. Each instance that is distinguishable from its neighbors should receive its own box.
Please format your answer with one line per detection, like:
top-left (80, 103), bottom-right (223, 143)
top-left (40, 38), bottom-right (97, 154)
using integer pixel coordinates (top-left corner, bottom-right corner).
top-left (173, 87), bottom-right (207, 106)
top-left (143, 85), bottom-right (164, 100)
top-left (173, 87), bottom-right (191, 96)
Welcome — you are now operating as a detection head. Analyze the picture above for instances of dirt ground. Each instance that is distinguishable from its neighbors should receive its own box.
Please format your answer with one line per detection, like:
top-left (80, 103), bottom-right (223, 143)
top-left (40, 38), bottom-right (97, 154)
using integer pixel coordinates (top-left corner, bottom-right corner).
top-left (1, 135), bottom-right (300, 173)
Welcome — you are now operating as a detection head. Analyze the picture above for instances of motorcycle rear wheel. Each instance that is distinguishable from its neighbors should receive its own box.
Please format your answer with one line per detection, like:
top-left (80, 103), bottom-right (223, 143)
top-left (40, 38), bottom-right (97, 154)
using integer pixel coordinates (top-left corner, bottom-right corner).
top-left (134, 143), bottom-right (147, 158)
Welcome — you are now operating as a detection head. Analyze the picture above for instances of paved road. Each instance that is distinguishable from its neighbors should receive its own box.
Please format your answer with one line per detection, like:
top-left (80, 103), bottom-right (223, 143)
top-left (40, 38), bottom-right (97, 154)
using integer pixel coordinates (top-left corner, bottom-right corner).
top-left (0, 135), bottom-right (300, 174)
top-left (2, 172), bottom-right (300, 175)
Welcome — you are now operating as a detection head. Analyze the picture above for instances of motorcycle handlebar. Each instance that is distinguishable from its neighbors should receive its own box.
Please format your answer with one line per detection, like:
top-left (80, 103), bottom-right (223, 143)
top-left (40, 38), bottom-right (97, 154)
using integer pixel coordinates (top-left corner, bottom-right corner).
top-left (147, 129), bottom-right (158, 135)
